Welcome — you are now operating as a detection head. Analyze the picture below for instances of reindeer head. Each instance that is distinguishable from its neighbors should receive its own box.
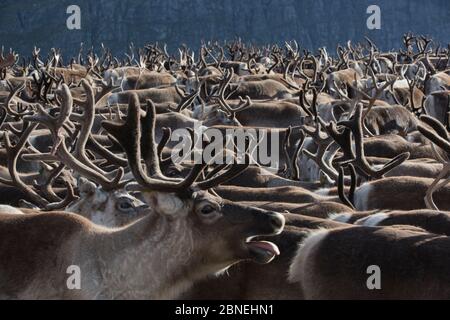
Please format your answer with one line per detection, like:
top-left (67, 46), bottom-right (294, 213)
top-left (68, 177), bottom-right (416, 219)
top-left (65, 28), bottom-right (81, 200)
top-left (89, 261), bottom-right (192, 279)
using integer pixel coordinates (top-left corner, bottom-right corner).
top-left (137, 188), bottom-right (284, 265)
top-left (102, 93), bottom-right (285, 267)
top-left (193, 104), bottom-right (240, 127)
top-left (67, 178), bottom-right (149, 227)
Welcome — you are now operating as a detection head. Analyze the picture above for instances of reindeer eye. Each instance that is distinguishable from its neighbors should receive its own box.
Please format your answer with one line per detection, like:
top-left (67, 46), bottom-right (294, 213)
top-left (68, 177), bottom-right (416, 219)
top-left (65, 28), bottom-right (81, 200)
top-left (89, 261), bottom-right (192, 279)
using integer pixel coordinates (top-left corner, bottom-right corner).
top-left (200, 205), bottom-right (215, 215)
top-left (117, 199), bottom-right (134, 212)
top-left (120, 202), bottom-right (132, 209)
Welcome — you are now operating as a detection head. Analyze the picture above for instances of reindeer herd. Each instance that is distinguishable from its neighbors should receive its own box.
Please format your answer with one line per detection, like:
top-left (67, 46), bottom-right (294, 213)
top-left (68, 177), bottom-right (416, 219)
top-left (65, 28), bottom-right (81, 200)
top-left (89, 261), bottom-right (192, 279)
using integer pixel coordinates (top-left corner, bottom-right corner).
top-left (0, 34), bottom-right (449, 299)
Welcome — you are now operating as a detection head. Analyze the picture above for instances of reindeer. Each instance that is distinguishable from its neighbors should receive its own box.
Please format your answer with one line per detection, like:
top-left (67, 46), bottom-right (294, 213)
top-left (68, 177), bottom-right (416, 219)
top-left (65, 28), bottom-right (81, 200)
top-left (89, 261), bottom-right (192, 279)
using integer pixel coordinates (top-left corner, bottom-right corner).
top-left (183, 214), bottom-right (347, 300)
top-left (0, 91), bottom-right (285, 299)
top-left (1, 35), bottom-right (449, 301)
top-left (289, 225), bottom-right (450, 299)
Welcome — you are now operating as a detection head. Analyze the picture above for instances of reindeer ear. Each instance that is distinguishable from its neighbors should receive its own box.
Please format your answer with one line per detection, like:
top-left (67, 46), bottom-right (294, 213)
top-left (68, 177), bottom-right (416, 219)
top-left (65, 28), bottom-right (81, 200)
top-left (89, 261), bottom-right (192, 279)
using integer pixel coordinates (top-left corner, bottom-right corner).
top-left (152, 192), bottom-right (186, 217)
top-left (138, 190), bottom-right (186, 218)
top-left (78, 178), bottom-right (96, 196)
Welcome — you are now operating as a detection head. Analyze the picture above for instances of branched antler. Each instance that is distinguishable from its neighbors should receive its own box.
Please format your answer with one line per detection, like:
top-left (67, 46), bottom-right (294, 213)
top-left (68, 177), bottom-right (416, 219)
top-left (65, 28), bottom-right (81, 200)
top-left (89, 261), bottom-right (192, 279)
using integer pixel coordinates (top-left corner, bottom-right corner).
top-left (337, 104), bottom-right (410, 179)
top-left (102, 93), bottom-right (248, 194)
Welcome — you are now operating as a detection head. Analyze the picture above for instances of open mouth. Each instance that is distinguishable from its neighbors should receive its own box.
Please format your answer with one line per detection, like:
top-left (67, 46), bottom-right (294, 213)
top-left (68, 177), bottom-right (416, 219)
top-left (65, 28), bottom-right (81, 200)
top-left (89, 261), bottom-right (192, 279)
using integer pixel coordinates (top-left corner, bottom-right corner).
top-left (245, 237), bottom-right (280, 264)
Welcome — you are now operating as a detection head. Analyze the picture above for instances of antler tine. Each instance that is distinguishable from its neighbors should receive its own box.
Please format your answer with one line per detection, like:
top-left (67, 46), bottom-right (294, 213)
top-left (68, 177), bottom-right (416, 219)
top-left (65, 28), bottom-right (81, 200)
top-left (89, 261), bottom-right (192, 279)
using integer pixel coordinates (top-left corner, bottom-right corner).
top-left (23, 84), bottom-right (124, 191)
top-left (103, 93), bottom-right (206, 193)
top-left (338, 164), bottom-right (356, 210)
top-left (43, 176), bottom-right (79, 211)
top-left (4, 81), bottom-right (32, 117)
top-left (418, 115), bottom-right (450, 210)
top-left (309, 87), bottom-right (318, 119)
top-left (141, 100), bottom-right (164, 177)
top-left (281, 126), bottom-right (294, 177)
top-left (203, 163), bottom-right (229, 181)
top-left (70, 80), bottom-right (95, 157)
top-left (298, 90), bottom-right (314, 118)
top-left (366, 63), bottom-right (378, 89)
top-left (0, 53), bottom-right (16, 69)
top-left (299, 81), bottom-right (319, 117)
top-left (103, 94), bottom-right (158, 187)
top-left (284, 56), bottom-right (297, 81)
top-left (174, 81), bottom-right (202, 112)
top-left (267, 52), bottom-right (280, 74)
top-left (418, 116), bottom-right (450, 154)
top-left (406, 73), bottom-right (423, 115)
top-left (42, 72), bottom-right (56, 104)
top-left (309, 55), bottom-right (319, 84)
top-left (213, 69), bottom-right (252, 115)
top-left (2, 122), bottom-right (49, 207)
top-left (420, 115), bottom-right (449, 141)
top-left (32, 163), bottom-right (66, 203)
top-left (331, 80), bottom-right (351, 101)
top-left (157, 127), bottom-right (172, 162)
top-left (425, 52), bottom-right (437, 75)
top-left (282, 127), bottom-right (305, 180)
top-left (3, 122), bottom-right (23, 136)
top-left (86, 134), bottom-right (128, 167)
top-left (24, 84), bottom-right (72, 138)
top-left (104, 93), bottom-right (249, 193)
top-left (0, 107), bottom-right (7, 129)
top-left (302, 121), bottom-right (330, 142)
top-left (319, 118), bottom-right (355, 164)
top-left (196, 154), bottom-right (250, 190)
top-left (199, 46), bottom-right (208, 69)
top-left (345, 71), bottom-right (396, 119)
top-left (362, 78), bottom-right (397, 119)
top-left (302, 121), bottom-right (339, 181)
top-left (219, 67), bottom-right (234, 95)
top-left (338, 104), bottom-right (410, 178)
top-left (69, 79), bottom-right (121, 179)
top-left (174, 83), bottom-right (187, 99)
top-left (204, 45), bottom-right (220, 65)
top-left (290, 131), bottom-right (305, 181)
top-left (221, 95), bottom-right (253, 115)
top-left (215, 44), bottom-right (224, 70)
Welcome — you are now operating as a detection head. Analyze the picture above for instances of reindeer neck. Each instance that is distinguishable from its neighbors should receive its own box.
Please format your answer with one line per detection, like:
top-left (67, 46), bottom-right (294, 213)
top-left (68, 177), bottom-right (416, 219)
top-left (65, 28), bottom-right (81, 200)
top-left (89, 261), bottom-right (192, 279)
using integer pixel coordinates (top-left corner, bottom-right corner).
top-left (94, 212), bottom-right (197, 299)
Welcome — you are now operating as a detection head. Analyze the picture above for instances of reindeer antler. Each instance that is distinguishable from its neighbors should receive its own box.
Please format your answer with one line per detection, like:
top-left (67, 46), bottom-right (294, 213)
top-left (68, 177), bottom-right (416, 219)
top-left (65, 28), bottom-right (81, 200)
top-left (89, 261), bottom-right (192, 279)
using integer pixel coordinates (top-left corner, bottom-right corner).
top-left (338, 104), bottom-right (410, 179)
top-left (0, 53), bottom-right (16, 69)
top-left (103, 93), bottom-right (248, 194)
top-left (23, 84), bottom-right (124, 190)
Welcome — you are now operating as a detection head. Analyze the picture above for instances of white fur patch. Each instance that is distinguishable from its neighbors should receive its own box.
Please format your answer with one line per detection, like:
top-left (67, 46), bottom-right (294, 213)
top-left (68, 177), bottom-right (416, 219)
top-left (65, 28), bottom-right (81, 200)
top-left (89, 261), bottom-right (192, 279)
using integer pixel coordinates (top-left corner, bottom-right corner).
top-left (147, 192), bottom-right (186, 217)
top-left (393, 78), bottom-right (409, 89)
top-left (356, 212), bottom-right (388, 227)
top-left (327, 213), bottom-right (351, 223)
top-left (315, 188), bottom-right (330, 196)
top-left (288, 229), bottom-right (329, 284)
top-left (353, 183), bottom-right (373, 211)
top-left (0, 205), bottom-right (24, 215)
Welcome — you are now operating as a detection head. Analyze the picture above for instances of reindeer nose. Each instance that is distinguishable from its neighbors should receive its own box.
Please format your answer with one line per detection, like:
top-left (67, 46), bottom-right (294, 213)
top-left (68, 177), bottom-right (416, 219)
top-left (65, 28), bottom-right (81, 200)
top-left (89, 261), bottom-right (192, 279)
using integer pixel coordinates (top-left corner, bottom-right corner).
top-left (269, 212), bottom-right (285, 231)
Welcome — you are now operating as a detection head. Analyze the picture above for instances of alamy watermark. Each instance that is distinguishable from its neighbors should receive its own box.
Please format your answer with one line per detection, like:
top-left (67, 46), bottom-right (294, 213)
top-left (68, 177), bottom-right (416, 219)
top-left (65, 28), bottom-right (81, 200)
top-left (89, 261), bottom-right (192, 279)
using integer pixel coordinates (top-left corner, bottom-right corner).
top-left (169, 123), bottom-right (281, 173)
top-left (366, 5), bottom-right (381, 30)
top-left (366, 264), bottom-right (381, 290)
top-left (66, 5), bottom-right (81, 30)
top-left (65, 5), bottom-right (379, 32)
top-left (66, 265), bottom-right (81, 290)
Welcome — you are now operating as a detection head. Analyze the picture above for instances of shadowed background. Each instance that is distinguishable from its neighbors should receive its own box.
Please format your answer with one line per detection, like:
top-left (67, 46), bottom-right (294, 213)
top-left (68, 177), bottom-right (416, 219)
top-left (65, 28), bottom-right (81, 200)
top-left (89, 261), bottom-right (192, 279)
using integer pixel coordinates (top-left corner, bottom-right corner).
top-left (0, 0), bottom-right (448, 56)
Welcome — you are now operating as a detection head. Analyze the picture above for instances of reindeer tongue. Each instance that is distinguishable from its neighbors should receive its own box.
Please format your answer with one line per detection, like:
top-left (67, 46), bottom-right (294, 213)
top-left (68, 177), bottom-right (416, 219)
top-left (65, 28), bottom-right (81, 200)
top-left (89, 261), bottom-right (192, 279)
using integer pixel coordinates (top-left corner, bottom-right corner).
top-left (246, 241), bottom-right (280, 256)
